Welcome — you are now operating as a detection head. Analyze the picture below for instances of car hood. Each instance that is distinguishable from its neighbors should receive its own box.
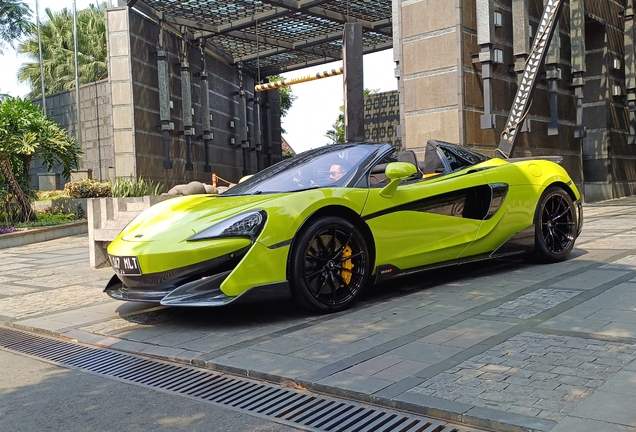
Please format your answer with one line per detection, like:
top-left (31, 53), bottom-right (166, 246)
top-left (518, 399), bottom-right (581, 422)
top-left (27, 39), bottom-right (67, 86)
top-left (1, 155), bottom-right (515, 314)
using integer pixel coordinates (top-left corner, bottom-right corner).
top-left (119, 194), bottom-right (281, 242)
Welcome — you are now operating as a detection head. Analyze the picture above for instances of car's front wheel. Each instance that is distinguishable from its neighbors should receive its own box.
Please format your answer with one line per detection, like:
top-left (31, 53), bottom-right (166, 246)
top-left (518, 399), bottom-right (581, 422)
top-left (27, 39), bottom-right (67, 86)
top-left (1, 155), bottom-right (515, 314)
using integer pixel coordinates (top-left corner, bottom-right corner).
top-left (290, 217), bottom-right (370, 313)
top-left (534, 186), bottom-right (578, 263)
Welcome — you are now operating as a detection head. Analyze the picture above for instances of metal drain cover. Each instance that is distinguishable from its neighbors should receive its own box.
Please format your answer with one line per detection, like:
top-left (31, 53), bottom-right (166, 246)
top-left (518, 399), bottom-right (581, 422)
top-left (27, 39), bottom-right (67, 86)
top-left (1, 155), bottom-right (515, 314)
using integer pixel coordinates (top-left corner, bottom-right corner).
top-left (0, 325), bottom-right (480, 432)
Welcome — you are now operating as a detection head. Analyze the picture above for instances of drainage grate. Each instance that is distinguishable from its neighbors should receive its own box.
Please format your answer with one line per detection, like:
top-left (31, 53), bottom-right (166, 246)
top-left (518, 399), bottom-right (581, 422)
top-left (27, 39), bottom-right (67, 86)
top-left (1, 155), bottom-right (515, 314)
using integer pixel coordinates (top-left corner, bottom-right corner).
top-left (0, 326), bottom-right (478, 432)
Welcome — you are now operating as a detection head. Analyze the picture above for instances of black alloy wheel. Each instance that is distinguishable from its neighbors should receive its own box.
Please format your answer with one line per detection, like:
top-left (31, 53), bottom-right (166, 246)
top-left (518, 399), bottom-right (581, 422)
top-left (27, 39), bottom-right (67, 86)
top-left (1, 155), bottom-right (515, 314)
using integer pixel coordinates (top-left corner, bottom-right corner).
top-left (534, 187), bottom-right (577, 263)
top-left (290, 216), bottom-right (370, 312)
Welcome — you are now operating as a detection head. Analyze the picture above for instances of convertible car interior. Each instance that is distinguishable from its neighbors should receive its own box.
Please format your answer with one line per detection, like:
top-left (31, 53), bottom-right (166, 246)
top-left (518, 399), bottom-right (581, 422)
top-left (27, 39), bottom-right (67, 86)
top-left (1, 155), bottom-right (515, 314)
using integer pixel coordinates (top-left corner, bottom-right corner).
top-left (368, 139), bottom-right (488, 186)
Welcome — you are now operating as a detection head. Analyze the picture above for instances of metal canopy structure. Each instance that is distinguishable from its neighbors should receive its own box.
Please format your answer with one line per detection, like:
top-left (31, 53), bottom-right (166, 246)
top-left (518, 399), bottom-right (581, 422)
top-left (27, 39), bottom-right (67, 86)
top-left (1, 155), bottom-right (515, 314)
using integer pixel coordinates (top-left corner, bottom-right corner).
top-left (125, 0), bottom-right (392, 76)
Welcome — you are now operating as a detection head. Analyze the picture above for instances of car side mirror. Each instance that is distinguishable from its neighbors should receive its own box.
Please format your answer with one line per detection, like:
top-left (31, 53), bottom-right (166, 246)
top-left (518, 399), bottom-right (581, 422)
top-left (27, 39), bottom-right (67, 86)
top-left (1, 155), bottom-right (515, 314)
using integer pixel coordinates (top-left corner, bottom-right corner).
top-left (380, 162), bottom-right (417, 198)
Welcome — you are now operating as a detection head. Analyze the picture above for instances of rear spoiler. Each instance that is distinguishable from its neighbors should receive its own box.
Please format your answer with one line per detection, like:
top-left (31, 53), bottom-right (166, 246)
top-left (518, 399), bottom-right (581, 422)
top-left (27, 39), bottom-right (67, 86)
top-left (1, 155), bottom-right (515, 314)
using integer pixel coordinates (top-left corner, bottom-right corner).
top-left (505, 155), bottom-right (563, 165)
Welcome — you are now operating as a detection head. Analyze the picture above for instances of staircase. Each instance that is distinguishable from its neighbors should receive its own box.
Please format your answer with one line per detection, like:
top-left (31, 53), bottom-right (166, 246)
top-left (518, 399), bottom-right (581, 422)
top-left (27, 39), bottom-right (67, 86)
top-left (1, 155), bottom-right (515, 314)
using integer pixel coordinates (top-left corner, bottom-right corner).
top-left (87, 196), bottom-right (171, 268)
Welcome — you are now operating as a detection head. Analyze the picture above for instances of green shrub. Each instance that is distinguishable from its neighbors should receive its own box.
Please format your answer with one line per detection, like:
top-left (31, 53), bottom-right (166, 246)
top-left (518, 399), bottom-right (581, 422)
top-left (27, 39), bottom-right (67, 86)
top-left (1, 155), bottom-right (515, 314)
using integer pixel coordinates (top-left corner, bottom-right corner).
top-left (36, 190), bottom-right (71, 200)
top-left (12, 211), bottom-right (82, 228)
top-left (64, 178), bottom-right (112, 198)
top-left (112, 176), bottom-right (163, 198)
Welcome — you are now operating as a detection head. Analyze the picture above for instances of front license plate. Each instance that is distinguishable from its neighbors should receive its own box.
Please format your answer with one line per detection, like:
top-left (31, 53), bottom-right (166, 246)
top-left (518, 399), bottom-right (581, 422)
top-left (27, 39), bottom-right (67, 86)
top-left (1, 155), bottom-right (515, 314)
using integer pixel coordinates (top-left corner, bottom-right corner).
top-left (109, 255), bottom-right (142, 275)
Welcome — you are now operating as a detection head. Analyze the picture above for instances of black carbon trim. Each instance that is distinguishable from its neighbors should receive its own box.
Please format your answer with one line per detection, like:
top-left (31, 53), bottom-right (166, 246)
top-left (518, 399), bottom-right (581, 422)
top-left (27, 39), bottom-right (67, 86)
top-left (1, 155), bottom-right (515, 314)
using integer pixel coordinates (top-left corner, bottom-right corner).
top-left (374, 253), bottom-right (494, 285)
top-left (267, 239), bottom-right (292, 250)
top-left (486, 183), bottom-right (509, 220)
top-left (490, 226), bottom-right (535, 258)
top-left (363, 184), bottom-right (507, 221)
top-left (106, 247), bottom-right (250, 293)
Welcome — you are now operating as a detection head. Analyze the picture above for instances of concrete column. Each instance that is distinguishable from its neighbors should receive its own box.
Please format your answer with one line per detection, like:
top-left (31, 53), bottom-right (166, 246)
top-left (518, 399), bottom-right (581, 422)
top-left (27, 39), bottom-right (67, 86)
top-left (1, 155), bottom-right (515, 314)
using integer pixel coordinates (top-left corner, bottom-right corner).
top-left (512, 0), bottom-right (531, 133)
top-left (394, 0), bottom-right (459, 151)
top-left (343, 23), bottom-right (364, 143)
top-left (476, 0), bottom-right (496, 129)
top-left (106, 7), bottom-right (137, 180)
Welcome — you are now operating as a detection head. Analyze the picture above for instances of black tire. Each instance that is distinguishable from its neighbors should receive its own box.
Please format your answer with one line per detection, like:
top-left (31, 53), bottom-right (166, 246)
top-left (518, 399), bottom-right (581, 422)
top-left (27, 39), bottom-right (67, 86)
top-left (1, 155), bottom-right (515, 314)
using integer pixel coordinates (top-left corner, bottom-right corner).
top-left (534, 186), bottom-right (577, 263)
top-left (290, 216), bottom-right (370, 313)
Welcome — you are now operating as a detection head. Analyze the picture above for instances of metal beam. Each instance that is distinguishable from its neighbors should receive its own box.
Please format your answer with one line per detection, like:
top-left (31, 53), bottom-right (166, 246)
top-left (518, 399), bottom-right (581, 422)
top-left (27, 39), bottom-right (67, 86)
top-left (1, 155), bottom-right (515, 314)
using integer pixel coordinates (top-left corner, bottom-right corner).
top-left (131, 1), bottom-right (234, 64)
top-left (216, 0), bottom-right (390, 36)
top-left (257, 39), bottom-right (392, 74)
top-left (232, 29), bottom-right (348, 62)
top-left (255, 67), bottom-right (342, 92)
top-left (498, 0), bottom-right (564, 158)
top-left (216, 9), bottom-right (291, 34)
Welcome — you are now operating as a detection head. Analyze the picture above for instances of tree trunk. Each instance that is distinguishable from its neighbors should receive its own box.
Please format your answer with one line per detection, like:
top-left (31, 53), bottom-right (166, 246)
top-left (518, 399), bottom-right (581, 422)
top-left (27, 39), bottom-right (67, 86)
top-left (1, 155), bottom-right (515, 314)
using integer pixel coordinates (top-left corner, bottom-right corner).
top-left (0, 157), bottom-right (36, 222)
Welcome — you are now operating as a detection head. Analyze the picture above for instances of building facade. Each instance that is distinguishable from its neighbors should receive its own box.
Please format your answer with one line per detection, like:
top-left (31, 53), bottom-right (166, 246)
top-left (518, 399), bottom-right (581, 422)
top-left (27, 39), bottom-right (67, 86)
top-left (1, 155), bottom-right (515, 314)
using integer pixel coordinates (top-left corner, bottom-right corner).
top-left (394, 0), bottom-right (636, 202)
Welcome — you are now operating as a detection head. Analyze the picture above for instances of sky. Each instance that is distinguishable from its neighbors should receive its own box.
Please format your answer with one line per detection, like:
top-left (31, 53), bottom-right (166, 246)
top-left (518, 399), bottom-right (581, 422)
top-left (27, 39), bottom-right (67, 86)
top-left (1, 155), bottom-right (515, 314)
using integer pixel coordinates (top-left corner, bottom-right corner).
top-left (280, 49), bottom-right (397, 153)
top-left (0, 1), bottom-right (397, 154)
top-left (0, 0), bottom-right (100, 97)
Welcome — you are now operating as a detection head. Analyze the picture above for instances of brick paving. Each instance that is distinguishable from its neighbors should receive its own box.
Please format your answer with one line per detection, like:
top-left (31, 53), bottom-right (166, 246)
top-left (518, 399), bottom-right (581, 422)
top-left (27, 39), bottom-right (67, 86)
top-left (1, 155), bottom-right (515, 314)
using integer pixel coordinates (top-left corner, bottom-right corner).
top-left (407, 332), bottom-right (636, 423)
top-left (480, 289), bottom-right (581, 319)
top-left (2, 200), bottom-right (636, 431)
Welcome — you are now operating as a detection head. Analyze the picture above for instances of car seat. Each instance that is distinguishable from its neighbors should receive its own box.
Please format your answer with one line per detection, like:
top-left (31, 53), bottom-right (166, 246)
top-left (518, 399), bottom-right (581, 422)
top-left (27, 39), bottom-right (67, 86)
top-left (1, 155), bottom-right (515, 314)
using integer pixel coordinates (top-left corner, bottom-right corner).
top-left (398, 150), bottom-right (424, 178)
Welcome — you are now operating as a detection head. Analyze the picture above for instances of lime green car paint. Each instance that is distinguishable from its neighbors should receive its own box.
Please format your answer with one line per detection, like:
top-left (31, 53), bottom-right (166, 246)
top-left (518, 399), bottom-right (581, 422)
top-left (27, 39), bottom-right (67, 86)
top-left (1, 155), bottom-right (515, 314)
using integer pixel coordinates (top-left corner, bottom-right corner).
top-left (104, 141), bottom-right (582, 309)
top-left (219, 241), bottom-right (290, 296)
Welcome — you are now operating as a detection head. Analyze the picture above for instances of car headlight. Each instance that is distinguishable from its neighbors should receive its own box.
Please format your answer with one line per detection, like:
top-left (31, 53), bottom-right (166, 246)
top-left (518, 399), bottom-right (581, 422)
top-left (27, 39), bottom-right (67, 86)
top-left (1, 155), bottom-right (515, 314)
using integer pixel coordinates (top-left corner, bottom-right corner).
top-left (188, 210), bottom-right (267, 241)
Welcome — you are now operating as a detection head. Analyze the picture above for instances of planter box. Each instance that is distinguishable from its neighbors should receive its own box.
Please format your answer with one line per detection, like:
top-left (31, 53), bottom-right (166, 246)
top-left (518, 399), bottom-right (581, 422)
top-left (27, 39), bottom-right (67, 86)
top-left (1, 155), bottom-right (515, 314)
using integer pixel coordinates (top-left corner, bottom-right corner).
top-left (87, 195), bottom-right (173, 268)
top-left (33, 198), bottom-right (89, 216)
top-left (0, 222), bottom-right (88, 250)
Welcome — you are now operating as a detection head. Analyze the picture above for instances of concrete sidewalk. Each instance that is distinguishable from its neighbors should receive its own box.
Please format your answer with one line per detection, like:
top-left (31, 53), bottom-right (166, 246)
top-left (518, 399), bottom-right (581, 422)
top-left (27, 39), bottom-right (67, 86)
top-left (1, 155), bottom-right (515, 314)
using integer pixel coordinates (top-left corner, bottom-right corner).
top-left (2, 198), bottom-right (636, 432)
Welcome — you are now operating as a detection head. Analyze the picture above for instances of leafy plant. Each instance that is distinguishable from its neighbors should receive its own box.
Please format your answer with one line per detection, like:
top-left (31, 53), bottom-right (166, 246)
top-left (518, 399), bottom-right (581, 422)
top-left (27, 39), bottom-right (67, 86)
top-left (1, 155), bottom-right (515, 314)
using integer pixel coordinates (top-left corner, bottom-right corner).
top-left (325, 89), bottom-right (380, 144)
top-left (0, 226), bottom-right (18, 234)
top-left (36, 189), bottom-right (71, 200)
top-left (0, 97), bottom-right (80, 222)
top-left (112, 176), bottom-right (163, 198)
top-left (64, 178), bottom-right (111, 198)
top-left (12, 211), bottom-right (80, 227)
top-left (0, 0), bottom-right (33, 55)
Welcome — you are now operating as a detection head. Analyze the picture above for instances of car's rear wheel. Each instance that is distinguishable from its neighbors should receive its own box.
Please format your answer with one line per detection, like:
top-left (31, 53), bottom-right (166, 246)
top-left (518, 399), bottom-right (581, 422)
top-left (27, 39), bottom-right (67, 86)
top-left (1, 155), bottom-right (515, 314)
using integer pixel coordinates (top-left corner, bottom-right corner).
top-left (290, 217), bottom-right (370, 313)
top-left (534, 186), bottom-right (577, 263)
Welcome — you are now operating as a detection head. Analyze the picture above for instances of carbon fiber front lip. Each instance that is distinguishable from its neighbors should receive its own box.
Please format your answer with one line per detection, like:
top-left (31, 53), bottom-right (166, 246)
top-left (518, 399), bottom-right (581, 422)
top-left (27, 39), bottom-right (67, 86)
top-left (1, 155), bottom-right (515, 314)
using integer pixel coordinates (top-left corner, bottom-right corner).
top-left (105, 272), bottom-right (290, 307)
top-left (104, 271), bottom-right (232, 305)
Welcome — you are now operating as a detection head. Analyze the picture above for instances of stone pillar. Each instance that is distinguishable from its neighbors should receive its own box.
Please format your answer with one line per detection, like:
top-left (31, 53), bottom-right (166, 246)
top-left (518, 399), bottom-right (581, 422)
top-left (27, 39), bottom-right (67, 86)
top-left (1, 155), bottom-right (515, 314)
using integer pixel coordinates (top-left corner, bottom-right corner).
top-left (343, 23), bottom-right (365, 143)
top-left (106, 7), bottom-right (137, 180)
top-left (394, 0), bottom-right (459, 152)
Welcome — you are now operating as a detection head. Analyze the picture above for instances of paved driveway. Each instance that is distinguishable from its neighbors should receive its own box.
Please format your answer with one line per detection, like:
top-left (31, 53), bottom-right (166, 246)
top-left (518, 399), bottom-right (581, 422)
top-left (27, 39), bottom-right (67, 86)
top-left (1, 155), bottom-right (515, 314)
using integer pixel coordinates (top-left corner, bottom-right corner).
top-left (2, 199), bottom-right (636, 432)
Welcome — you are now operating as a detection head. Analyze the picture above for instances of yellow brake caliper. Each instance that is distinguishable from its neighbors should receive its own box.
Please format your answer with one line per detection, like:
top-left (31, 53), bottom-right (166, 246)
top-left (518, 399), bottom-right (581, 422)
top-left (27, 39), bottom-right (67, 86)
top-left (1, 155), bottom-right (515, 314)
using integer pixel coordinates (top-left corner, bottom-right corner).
top-left (340, 245), bottom-right (354, 286)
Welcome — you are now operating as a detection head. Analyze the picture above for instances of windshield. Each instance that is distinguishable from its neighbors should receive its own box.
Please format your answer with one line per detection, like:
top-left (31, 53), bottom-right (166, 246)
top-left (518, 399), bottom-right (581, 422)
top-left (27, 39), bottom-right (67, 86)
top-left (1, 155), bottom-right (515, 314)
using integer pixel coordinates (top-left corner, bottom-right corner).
top-left (223, 144), bottom-right (379, 195)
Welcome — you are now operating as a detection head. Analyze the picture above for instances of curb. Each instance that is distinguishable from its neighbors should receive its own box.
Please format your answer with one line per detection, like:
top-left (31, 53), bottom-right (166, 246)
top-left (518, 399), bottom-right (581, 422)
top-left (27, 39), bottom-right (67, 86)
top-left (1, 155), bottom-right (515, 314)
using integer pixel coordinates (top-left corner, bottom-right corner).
top-left (1, 319), bottom-right (551, 432)
top-left (0, 221), bottom-right (88, 250)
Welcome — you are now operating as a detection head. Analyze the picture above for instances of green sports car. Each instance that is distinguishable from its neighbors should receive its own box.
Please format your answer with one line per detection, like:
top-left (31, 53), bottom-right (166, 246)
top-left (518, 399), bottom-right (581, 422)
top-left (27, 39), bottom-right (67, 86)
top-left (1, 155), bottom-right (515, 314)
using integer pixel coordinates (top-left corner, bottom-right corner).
top-left (105, 140), bottom-right (583, 312)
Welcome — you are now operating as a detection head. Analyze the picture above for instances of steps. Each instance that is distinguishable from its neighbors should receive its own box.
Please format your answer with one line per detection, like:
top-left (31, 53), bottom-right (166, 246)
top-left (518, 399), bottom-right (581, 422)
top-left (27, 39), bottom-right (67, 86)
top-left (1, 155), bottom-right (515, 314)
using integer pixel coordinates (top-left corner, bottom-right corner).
top-left (87, 196), bottom-right (171, 268)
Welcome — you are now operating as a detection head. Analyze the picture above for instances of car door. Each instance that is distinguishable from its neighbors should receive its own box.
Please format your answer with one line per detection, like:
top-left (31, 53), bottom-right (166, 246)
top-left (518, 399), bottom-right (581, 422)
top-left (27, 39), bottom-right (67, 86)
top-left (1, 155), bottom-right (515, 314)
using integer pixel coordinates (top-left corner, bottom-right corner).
top-left (361, 169), bottom-right (491, 273)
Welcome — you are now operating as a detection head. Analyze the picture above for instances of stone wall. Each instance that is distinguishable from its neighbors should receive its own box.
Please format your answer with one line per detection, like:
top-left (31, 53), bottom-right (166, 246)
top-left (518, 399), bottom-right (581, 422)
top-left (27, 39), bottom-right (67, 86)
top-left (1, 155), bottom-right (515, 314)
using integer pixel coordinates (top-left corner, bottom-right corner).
top-left (31, 80), bottom-right (114, 189)
top-left (364, 91), bottom-right (401, 150)
top-left (394, 0), bottom-right (636, 202)
top-left (106, 7), bottom-right (282, 190)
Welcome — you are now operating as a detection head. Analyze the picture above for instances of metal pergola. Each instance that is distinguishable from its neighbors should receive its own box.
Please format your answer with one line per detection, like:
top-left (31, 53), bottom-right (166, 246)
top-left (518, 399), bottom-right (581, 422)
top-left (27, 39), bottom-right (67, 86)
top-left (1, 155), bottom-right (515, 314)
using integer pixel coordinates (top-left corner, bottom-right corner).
top-left (124, 0), bottom-right (393, 76)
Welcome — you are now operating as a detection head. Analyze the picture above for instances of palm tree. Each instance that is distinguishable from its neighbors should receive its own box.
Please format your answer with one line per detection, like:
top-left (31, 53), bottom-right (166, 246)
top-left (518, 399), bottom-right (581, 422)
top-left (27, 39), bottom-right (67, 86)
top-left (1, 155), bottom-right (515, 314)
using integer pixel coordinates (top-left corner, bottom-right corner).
top-left (0, 0), bottom-right (32, 55)
top-left (17, 3), bottom-right (107, 97)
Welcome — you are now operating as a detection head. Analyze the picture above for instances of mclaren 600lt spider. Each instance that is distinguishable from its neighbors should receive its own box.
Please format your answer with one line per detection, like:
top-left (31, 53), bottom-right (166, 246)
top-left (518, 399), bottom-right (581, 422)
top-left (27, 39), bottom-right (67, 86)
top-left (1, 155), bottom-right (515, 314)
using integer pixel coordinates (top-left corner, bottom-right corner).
top-left (105, 140), bottom-right (582, 312)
